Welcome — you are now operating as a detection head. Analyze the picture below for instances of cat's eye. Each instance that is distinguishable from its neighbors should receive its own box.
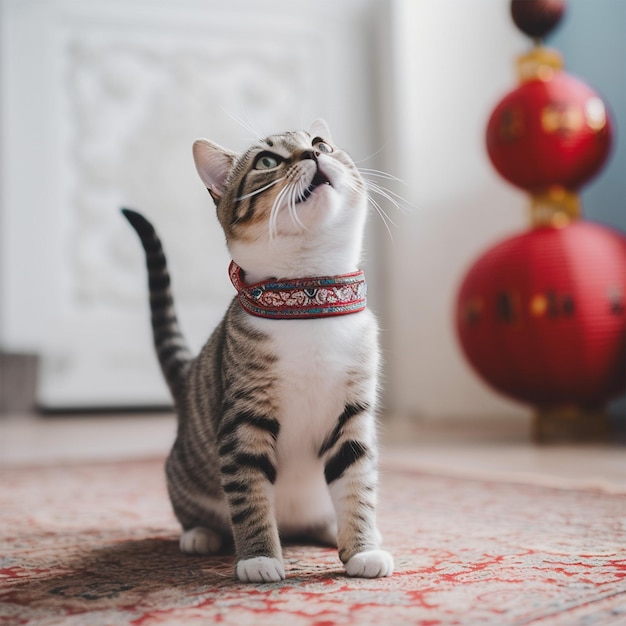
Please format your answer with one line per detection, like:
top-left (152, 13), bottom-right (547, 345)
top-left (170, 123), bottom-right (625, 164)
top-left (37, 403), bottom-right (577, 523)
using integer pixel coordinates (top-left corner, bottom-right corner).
top-left (314, 140), bottom-right (333, 154)
top-left (254, 153), bottom-right (281, 170)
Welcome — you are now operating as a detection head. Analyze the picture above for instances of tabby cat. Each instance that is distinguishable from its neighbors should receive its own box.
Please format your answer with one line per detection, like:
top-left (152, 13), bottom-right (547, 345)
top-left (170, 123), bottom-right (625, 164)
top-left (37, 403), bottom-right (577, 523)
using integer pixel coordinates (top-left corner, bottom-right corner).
top-left (122, 120), bottom-right (394, 582)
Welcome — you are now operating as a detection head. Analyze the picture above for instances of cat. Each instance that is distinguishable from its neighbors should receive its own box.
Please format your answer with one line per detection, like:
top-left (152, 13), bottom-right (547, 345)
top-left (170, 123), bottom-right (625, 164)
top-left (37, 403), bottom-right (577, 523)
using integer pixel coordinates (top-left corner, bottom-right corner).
top-left (122, 119), bottom-right (394, 583)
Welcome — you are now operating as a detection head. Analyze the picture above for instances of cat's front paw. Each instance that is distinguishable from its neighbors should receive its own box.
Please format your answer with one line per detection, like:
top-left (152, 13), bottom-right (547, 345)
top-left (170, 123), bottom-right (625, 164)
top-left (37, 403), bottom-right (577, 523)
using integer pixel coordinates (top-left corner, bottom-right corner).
top-left (236, 557), bottom-right (285, 583)
top-left (345, 550), bottom-right (394, 578)
top-left (179, 527), bottom-right (222, 555)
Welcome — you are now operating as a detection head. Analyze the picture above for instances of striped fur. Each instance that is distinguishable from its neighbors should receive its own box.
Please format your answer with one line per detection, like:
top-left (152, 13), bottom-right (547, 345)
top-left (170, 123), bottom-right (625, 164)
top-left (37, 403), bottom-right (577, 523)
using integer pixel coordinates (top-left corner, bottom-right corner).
top-left (120, 209), bottom-right (192, 402)
top-left (123, 120), bottom-right (393, 582)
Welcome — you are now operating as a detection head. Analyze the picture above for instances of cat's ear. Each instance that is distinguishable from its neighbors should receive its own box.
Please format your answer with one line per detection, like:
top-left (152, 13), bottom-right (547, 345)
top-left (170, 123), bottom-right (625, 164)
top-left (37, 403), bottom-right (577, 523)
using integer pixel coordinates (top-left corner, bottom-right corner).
top-left (192, 139), bottom-right (237, 202)
top-left (309, 119), bottom-right (332, 143)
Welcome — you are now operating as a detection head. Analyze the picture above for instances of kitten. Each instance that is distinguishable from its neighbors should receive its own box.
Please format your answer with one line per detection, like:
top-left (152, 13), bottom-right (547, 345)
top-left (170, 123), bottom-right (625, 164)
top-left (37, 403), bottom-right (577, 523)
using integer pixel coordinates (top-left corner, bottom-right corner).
top-left (122, 120), bottom-right (393, 582)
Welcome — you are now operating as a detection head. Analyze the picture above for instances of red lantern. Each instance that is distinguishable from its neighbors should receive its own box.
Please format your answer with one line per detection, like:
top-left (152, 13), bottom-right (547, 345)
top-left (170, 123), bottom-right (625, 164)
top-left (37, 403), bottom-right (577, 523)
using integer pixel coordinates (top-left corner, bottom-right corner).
top-left (456, 222), bottom-right (626, 407)
top-left (486, 72), bottom-right (613, 193)
top-left (457, 0), bottom-right (624, 441)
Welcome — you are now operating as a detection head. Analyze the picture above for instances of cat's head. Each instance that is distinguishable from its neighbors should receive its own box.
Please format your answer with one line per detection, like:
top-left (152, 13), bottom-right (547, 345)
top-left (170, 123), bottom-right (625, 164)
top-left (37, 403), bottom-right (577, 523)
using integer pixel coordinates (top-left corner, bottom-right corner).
top-left (192, 120), bottom-right (367, 281)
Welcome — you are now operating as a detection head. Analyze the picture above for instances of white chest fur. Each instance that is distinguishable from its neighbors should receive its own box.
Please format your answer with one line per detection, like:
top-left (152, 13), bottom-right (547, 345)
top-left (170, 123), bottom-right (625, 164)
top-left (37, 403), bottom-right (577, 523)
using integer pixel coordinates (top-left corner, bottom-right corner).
top-left (249, 310), bottom-right (379, 533)
top-left (252, 310), bottom-right (378, 452)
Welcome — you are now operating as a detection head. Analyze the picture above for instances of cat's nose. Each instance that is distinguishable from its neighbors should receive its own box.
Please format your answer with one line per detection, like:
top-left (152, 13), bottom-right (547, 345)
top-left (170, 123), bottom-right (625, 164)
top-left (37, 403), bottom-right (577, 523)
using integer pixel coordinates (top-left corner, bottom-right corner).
top-left (300, 150), bottom-right (317, 161)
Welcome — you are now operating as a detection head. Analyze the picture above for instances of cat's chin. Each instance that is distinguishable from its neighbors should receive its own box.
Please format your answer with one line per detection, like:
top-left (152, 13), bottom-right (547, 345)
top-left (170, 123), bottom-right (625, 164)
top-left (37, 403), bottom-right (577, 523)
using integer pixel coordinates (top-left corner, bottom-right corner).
top-left (295, 171), bottom-right (332, 205)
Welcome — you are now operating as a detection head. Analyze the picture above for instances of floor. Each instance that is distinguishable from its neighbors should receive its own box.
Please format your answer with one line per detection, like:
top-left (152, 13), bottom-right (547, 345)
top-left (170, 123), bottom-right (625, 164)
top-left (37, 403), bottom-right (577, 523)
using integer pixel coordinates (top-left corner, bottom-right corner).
top-left (1, 411), bottom-right (624, 490)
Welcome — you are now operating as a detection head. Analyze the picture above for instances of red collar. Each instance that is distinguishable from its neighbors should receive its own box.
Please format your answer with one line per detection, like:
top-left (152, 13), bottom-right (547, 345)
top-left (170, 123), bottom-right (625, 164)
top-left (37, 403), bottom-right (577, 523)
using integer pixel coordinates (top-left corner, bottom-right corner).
top-left (228, 261), bottom-right (367, 319)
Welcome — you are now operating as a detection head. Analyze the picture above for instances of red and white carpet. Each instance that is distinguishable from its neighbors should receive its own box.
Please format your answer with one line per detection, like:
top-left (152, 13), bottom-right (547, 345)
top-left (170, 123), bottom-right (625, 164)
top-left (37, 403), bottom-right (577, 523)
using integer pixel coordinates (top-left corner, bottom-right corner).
top-left (1, 457), bottom-right (625, 625)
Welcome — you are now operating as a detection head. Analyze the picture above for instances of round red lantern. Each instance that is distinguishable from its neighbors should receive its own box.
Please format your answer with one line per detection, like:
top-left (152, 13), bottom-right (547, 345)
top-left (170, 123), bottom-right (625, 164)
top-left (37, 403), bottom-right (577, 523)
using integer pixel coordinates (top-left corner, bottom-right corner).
top-left (457, 0), bottom-right (624, 441)
top-left (486, 71), bottom-right (613, 193)
top-left (456, 221), bottom-right (626, 407)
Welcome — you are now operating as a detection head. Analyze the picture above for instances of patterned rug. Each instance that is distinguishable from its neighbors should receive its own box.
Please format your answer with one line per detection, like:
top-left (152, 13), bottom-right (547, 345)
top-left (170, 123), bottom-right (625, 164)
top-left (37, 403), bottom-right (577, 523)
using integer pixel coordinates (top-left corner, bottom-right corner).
top-left (1, 456), bottom-right (625, 626)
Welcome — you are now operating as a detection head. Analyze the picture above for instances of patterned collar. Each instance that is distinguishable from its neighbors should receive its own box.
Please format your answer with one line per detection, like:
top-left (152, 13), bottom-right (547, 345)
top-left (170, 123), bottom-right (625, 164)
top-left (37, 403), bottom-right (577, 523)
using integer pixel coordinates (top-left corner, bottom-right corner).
top-left (228, 261), bottom-right (367, 320)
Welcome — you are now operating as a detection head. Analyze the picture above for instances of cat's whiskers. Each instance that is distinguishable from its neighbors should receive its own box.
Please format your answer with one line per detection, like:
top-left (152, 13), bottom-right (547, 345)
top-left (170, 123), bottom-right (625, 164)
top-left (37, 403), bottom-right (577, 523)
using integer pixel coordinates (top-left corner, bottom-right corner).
top-left (267, 170), bottom-right (313, 241)
top-left (268, 189), bottom-right (284, 241)
top-left (269, 181), bottom-right (294, 242)
top-left (236, 177), bottom-right (286, 202)
top-left (345, 175), bottom-right (397, 241)
top-left (287, 186), bottom-right (298, 231)
top-left (365, 179), bottom-right (411, 215)
top-left (359, 169), bottom-right (412, 217)
top-left (367, 195), bottom-right (396, 241)
top-left (283, 179), bottom-right (306, 232)
top-left (358, 168), bottom-right (404, 184)
top-left (291, 180), bottom-right (307, 231)
top-left (352, 144), bottom-right (387, 165)
top-left (221, 107), bottom-right (263, 142)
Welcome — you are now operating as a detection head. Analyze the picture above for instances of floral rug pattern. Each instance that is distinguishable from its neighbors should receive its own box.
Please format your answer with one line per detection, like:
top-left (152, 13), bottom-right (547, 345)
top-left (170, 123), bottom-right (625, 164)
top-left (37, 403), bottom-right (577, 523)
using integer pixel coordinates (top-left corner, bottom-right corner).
top-left (1, 458), bottom-right (625, 625)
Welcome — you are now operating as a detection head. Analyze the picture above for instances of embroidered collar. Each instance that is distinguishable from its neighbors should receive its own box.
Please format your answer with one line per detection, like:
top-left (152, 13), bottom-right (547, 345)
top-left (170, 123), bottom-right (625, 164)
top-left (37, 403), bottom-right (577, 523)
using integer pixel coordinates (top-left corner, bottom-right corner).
top-left (228, 261), bottom-right (367, 319)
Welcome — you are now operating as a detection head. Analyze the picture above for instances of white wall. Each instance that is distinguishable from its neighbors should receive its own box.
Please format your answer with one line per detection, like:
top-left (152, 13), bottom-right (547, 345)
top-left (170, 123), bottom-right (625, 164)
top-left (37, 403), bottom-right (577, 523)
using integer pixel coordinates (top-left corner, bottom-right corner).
top-left (1, 0), bottom-right (535, 418)
top-left (380, 0), bottom-right (530, 420)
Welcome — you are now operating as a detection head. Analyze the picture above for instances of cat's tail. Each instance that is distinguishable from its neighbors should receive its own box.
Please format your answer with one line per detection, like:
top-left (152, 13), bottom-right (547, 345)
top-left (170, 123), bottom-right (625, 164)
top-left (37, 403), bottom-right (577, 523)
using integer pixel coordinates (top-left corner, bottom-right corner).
top-left (121, 208), bottom-right (192, 402)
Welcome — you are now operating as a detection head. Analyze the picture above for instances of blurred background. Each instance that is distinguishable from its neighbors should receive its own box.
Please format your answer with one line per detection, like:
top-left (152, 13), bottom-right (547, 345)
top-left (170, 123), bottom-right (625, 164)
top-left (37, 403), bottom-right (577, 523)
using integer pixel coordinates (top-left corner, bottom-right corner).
top-left (0, 0), bottom-right (624, 439)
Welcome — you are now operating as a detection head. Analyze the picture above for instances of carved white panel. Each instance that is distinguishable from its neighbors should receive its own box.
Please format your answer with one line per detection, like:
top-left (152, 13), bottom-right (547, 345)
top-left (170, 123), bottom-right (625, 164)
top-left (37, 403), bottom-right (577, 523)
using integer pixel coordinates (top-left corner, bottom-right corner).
top-left (67, 38), bottom-right (310, 310)
top-left (1, 0), bottom-right (380, 408)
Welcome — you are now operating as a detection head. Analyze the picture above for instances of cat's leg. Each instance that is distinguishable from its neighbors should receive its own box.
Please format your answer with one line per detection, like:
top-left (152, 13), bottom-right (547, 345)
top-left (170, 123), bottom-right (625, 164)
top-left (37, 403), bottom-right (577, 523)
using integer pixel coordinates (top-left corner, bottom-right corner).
top-left (179, 527), bottom-right (223, 555)
top-left (219, 411), bottom-right (284, 583)
top-left (225, 477), bottom-right (284, 583)
top-left (323, 406), bottom-right (394, 578)
top-left (165, 451), bottom-right (231, 556)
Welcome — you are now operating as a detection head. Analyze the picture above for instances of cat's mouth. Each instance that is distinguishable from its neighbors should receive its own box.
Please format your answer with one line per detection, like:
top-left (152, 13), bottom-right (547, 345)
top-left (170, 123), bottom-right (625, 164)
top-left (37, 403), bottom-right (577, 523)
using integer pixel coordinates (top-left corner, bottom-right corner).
top-left (296, 170), bottom-right (331, 204)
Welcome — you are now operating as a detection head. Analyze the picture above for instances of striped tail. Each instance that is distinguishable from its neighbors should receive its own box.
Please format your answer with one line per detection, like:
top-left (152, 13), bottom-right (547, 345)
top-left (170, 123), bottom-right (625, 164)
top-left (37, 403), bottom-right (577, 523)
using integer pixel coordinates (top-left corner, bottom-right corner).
top-left (121, 208), bottom-right (192, 403)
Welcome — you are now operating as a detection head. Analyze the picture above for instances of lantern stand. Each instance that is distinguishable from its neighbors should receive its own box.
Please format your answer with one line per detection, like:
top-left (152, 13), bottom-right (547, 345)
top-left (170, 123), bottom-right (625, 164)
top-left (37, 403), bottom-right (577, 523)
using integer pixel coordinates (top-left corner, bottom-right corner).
top-left (456, 0), bottom-right (626, 443)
